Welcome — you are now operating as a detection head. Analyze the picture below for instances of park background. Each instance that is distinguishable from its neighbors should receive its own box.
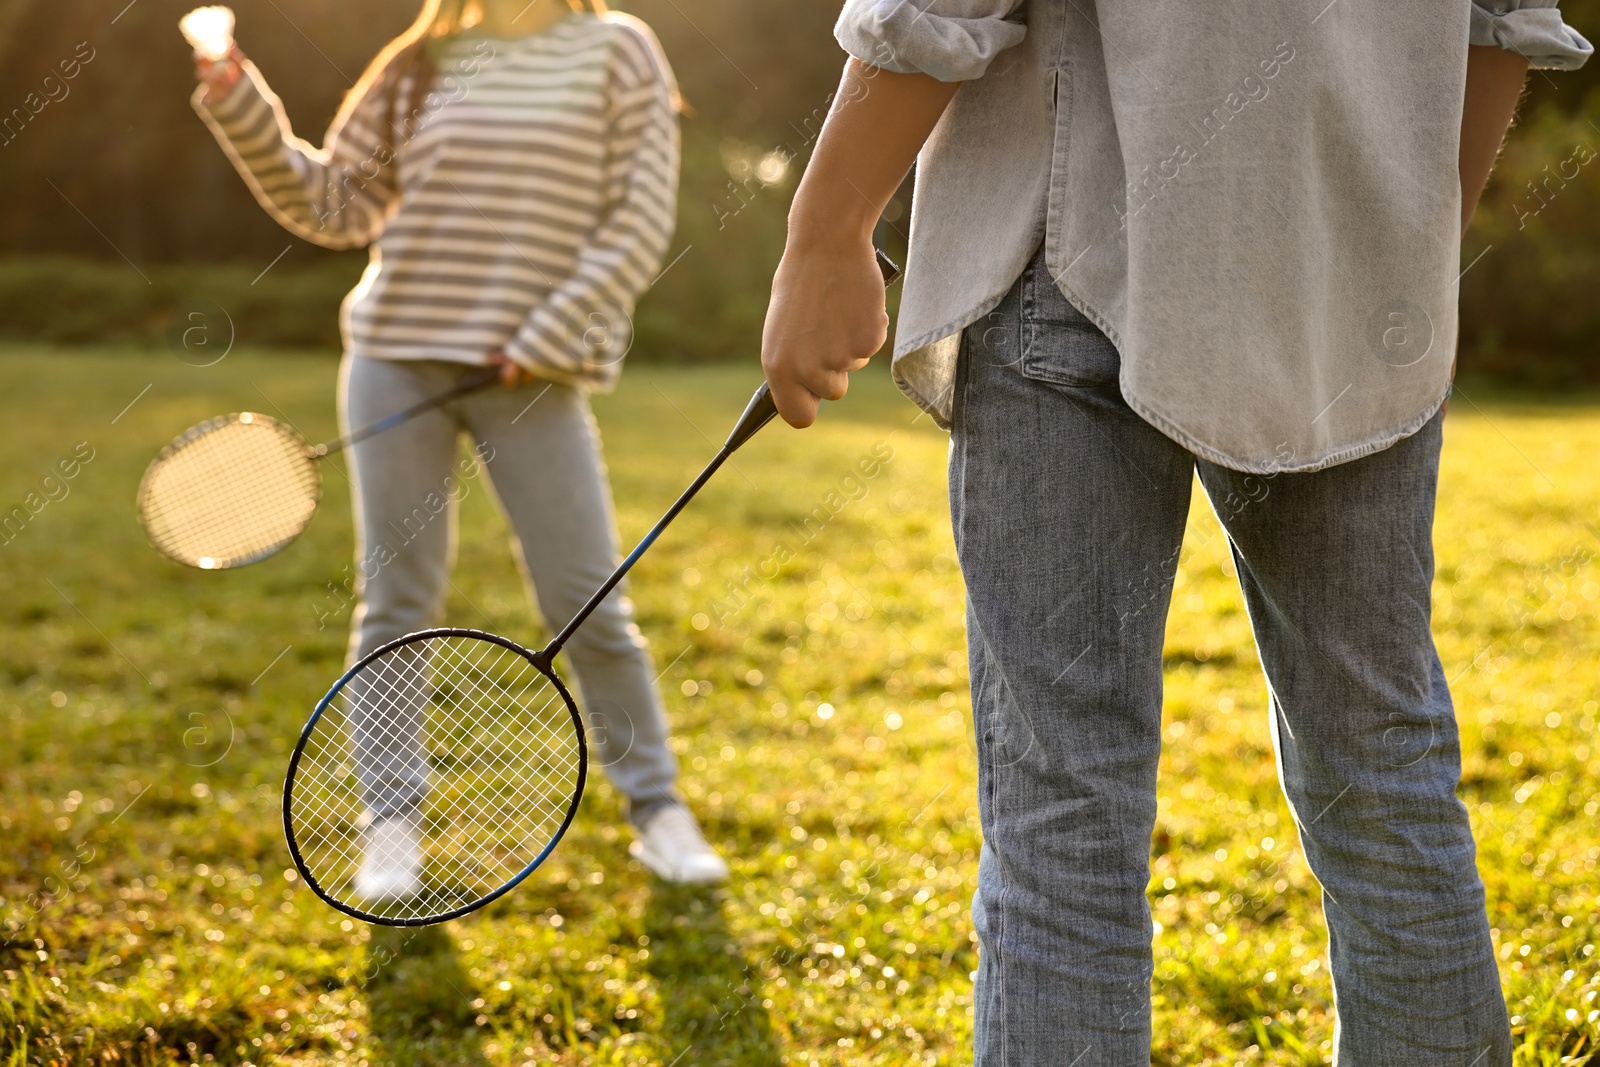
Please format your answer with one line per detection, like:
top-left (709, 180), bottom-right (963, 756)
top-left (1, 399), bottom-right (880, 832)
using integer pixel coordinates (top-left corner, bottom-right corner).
top-left (3, 1), bottom-right (1600, 1064)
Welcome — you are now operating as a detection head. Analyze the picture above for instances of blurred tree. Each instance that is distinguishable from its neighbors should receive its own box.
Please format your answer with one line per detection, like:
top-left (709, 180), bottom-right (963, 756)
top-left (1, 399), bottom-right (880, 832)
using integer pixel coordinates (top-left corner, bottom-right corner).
top-left (1457, 0), bottom-right (1600, 383)
top-left (0, 0), bottom-right (846, 265)
top-left (0, 0), bottom-right (855, 359)
top-left (630, 0), bottom-right (847, 136)
top-left (0, 0), bottom-right (1593, 380)
top-left (0, 0), bottom-right (413, 265)
top-left (0, 0), bottom-right (43, 72)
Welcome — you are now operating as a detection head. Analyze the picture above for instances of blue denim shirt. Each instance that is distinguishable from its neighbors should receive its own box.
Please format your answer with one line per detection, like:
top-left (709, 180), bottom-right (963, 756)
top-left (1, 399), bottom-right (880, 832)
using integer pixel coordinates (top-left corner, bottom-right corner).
top-left (836, 0), bottom-right (1591, 473)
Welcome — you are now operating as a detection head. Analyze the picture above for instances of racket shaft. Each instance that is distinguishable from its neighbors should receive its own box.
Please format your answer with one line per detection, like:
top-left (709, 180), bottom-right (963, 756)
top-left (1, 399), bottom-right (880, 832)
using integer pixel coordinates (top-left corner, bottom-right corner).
top-left (321, 365), bottom-right (504, 455)
top-left (545, 246), bottom-right (902, 657)
top-left (548, 446), bottom-right (732, 656)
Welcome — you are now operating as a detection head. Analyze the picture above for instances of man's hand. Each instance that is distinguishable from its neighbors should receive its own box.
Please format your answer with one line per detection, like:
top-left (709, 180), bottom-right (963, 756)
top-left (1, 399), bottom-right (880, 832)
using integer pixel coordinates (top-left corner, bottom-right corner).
top-left (1447, 45), bottom-right (1530, 406)
top-left (760, 60), bottom-right (959, 427)
top-left (1461, 44), bottom-right (1530, 232)
top-left (762, 236), bottom-right (889, 427)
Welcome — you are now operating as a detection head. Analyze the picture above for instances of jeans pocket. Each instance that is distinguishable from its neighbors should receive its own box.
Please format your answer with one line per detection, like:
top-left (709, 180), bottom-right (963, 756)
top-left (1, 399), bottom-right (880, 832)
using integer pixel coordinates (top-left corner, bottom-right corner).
top-left (1019, 255), bottom-right (1120, 389)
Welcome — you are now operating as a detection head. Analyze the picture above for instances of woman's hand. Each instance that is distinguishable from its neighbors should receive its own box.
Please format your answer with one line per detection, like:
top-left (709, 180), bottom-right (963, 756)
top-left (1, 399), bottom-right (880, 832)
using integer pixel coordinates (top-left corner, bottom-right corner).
top-left (195, 46), bottom-right (244, 105)
top-left (490, 352), bottom-right (540, 387)
top-left (761, 235), bottom-right (888, 427)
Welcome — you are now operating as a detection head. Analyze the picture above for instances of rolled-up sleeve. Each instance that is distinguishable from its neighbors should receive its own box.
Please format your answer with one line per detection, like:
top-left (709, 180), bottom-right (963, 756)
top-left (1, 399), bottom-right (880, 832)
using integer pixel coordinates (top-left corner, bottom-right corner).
top-left (1471, 0), bottom-right (1592, 70)
top-left (834, 0), bottom-right (1027, 82)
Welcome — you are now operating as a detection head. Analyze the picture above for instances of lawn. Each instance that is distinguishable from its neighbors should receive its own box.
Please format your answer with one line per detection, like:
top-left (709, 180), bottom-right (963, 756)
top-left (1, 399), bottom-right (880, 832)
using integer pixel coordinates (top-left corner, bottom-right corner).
top-left (1, 348), bottom-right (1596, 1066)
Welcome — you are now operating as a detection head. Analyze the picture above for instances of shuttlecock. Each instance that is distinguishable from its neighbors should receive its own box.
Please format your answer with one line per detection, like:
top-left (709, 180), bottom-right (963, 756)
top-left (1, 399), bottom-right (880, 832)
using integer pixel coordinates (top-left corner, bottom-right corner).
top-left (180, 6), bottom-right (235, 62)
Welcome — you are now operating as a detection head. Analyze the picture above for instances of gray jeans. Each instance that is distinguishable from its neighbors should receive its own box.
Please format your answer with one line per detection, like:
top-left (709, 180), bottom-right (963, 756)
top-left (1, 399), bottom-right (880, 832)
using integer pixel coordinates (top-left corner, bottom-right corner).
top-left (951, 251), bottom-right (1509, 1064)
top-left (341, 355), bottom-right (680, 823)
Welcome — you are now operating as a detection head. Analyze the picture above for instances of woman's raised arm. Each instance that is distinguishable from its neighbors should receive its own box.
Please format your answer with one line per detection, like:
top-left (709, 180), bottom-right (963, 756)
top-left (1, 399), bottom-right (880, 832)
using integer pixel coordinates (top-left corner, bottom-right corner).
top-left (191, 51), bottom-right (403, 250)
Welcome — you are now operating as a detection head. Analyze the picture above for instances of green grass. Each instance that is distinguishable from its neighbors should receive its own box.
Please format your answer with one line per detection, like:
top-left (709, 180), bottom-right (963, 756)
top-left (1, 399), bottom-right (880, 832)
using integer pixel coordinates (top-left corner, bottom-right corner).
top-left (0, 348), bottom-right (1596, 1066)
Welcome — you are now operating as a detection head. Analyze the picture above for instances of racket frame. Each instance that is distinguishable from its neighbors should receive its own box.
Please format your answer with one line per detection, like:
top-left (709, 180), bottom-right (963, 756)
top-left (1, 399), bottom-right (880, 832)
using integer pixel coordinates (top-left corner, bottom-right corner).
top-left (283, 627), bottom-right (588, 927)
top-left (136, 411), bottom-right (324, 570)
top-left (139, 366), bottom-right (503, 570)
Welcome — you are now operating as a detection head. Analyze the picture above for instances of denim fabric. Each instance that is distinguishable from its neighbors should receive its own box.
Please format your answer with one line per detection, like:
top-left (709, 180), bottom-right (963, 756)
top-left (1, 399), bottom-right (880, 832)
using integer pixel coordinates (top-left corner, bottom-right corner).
top-left (341, 355), bottom-right (681, 824)
top-left (950, 249), bottom-right (1509, 1064)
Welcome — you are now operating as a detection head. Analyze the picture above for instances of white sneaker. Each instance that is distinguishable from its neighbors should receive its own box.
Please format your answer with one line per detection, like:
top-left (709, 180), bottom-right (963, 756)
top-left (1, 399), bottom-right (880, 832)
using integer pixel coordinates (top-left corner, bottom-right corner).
top-left (354, 816), bottom-right (422, 901)
top-left (629, 805), bottom-right (729, 884)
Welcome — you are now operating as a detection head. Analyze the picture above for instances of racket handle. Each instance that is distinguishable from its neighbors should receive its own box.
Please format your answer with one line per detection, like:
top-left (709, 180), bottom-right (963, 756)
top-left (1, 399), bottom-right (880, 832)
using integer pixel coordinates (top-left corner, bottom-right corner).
top-left (723, 383), bottom-right (779, 452)
top-left (875, 247), bottom-right (902, 285)
top-left (725, 248), bottom-right (902, 453)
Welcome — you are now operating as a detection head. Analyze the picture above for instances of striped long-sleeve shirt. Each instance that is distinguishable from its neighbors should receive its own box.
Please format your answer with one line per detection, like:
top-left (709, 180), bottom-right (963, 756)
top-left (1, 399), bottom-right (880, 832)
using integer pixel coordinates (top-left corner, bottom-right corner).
top-left (193, 13), bottom-right (679, 389)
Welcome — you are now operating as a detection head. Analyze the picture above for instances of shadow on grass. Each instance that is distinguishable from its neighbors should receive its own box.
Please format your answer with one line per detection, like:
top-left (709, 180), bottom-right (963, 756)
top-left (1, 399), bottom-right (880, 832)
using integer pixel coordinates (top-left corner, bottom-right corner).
top-left (366, 925), bottom-right (491, 1067)
top-left (644, 881), bottom-right (780, 1067)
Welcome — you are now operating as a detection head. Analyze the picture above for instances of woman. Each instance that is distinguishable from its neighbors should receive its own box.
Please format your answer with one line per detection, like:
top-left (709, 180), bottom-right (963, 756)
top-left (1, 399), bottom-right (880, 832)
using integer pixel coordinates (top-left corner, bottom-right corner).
top-left (192, 0), bottom-right (726, 893)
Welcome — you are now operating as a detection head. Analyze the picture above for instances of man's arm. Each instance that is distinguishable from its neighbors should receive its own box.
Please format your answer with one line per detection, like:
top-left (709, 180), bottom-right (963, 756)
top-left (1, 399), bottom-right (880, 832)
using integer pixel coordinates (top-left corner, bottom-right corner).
top-left (761, 60), bottom-right (958, 427)
top-left (1460, 44), bottom-right (1531, 231)
top-left (765, 43), bottom-right (1527, 426)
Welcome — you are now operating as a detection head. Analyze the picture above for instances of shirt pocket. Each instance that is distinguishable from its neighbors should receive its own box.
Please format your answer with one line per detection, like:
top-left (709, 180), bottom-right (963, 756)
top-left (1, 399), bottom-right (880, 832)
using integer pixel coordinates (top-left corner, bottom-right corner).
top-left (1018, 254), bottom-right (1120, 389)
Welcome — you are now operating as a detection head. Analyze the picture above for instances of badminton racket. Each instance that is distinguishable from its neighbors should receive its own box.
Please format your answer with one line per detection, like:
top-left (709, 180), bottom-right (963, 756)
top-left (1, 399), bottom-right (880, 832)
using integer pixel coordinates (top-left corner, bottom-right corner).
top-left (136, 365), bottom-right (503, 570)
top-left (283, 249), bottom-right (902, 926)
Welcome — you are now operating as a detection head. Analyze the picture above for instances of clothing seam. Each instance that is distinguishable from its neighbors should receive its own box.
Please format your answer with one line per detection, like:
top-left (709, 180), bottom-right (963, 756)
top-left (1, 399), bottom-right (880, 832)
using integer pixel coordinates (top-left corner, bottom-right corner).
top-left (952, 336), bottom-right (1010, 1065)
top-left (1019, 258), bottom-right (1452, 472)
top-left (1125, 382), bottom-right (1452, 475)
top-left (895, 287), bottom-right (1018, 364)
top-left (891, 286), bottom-right (1016, 431)
top-left (895, 283), bottom-right (1451, 473)
top-left (978, 629), bottom-right (1011, 1067)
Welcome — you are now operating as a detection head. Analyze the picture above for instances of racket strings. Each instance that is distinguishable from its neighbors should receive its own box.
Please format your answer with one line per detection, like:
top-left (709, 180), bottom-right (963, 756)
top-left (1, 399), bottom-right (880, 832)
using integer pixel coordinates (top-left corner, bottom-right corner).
top-left (296, 649), bottom-right (574, 915)
top-left (138, 415), bottom-right (322, 568)
top-left (425, 656), bottom-right (577, 872)
top-left (295, 641), bottom-right (494, 897)
top-left (287, 634), bottom-right (583, 922)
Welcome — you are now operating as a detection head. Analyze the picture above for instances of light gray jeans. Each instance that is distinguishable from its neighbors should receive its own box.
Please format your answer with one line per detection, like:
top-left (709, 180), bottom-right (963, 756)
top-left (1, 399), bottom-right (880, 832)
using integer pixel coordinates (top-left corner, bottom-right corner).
top-left (340, 355), bottom-right (680, 824)
top-left (951, 249), bottom-right (1509, 1064)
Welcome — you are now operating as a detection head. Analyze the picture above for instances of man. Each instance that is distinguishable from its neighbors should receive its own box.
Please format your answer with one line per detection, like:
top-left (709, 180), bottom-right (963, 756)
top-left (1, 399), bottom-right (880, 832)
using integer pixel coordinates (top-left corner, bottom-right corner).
top-left (760, 1), bottom-right (1590, 1062)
